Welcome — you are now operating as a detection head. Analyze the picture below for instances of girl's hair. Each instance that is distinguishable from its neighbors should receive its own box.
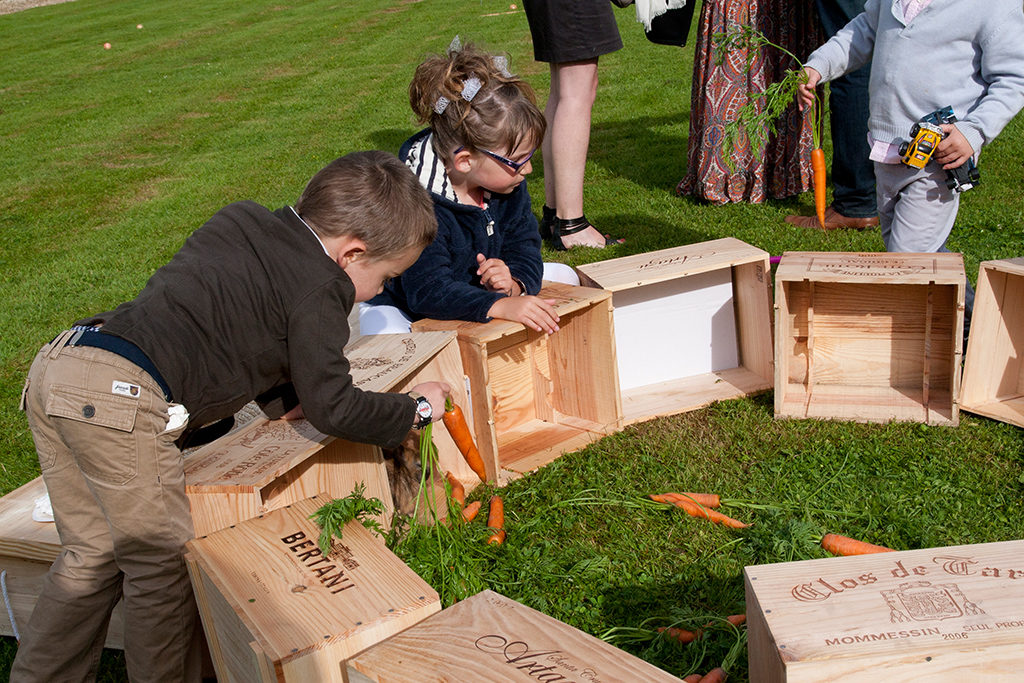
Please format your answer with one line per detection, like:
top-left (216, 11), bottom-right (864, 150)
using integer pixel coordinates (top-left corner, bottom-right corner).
top-left (409, 42), bottom-right (546, 163)
top-left (295, 151), bottom-right (436, 260)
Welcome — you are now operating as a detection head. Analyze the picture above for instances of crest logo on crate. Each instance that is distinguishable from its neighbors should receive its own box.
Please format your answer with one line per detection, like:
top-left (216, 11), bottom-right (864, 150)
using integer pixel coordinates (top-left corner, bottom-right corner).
top-left (881, 581), bottom-right (984, 623)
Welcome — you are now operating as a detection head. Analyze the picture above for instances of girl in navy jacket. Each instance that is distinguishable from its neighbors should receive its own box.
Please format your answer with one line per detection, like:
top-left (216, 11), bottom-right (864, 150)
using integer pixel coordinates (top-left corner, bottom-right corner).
top-left (364, 41), bottom-right (577, 335)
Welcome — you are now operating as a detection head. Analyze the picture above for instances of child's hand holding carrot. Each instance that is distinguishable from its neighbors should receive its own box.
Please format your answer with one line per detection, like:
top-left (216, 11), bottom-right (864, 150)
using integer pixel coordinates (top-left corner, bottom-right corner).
top-left (796, 67), bottom-right (820, 112)
top-left (488, 296), bottom-right (560, 334)
top-left (409, 381), bottom-right (451, 424)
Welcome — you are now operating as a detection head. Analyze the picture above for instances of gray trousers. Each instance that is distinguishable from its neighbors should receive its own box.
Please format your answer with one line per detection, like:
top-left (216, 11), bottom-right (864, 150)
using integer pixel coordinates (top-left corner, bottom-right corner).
top-left (875, 161), bottom-right (975, 318)
top-left (875, 161), bottom-right (960, 253)
top-left (12, 336), bottom-right (201, 683)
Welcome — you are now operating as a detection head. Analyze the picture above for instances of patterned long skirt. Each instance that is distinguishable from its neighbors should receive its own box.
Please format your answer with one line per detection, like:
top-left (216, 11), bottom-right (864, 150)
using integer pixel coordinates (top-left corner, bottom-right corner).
top-left (677, 0), bottom-right (822, 204)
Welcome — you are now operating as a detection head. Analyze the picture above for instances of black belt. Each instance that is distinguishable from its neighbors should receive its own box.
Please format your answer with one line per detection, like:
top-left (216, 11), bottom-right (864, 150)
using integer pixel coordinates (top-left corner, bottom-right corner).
top-left (65, 329), bottom-right (174, 402)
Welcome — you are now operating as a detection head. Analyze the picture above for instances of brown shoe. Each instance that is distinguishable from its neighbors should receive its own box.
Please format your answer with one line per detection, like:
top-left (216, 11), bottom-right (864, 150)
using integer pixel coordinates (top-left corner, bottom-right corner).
top-left (785, 206), bottom-right (879, 230)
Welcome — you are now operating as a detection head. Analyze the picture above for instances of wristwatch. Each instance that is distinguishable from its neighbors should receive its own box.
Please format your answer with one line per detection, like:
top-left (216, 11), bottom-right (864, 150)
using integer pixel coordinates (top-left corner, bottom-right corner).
top-left (409, 391), bottom-right (433, 429)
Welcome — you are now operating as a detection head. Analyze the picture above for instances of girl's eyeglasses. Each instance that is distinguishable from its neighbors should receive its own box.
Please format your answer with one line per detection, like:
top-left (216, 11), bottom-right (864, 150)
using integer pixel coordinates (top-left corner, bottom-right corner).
top-left (455, 146), bottom-right (536, 172)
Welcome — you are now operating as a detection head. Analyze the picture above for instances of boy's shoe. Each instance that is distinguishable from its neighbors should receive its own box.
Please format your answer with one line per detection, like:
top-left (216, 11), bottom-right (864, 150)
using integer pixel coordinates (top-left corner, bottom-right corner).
top-left (785, 206), bottom-right (879, 230)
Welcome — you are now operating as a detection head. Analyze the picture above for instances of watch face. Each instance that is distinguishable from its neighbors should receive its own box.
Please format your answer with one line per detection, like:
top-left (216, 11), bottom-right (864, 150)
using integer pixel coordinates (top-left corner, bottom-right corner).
top-left (416, 399), bottom-right (432, 419)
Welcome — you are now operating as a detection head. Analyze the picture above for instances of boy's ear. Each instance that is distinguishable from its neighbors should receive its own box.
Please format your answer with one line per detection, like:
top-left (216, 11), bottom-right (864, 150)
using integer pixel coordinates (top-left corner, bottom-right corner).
top-left (451, 148), bottom-right (474, 174)
top-left (334, 236), bottom-right (368, 268)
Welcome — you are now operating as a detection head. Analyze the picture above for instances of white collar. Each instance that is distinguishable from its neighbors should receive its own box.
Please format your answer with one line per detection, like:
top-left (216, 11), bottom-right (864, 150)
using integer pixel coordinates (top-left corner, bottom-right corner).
top-left (290, 206), bottom-right (331, 257)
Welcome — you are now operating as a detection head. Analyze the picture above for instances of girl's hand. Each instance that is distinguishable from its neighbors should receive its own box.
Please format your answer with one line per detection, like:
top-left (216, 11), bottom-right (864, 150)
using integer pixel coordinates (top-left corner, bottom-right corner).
top-left (797, 67), bottom-right (820, 112)
top-left (935, 124), bottom-right (974, 169)
top-left (488, 296), bottom-right (560, 334)
top-left (477, 253), bottom-right (517, 295)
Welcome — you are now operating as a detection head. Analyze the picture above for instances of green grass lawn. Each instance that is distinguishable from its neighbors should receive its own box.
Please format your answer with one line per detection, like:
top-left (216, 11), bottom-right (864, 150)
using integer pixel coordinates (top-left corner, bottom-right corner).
top-left (2, 0), bottom-right (1023, 680)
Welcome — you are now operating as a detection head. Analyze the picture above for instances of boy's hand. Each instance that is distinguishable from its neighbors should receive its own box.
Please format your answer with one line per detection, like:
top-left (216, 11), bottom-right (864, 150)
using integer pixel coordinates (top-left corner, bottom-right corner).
top-left (410, 381), bottom-right (451, 423)
top-left (476, 253), bottom-right (517, 295)
top-left (797, 67), bottom-right (821, 112)
top-left (935, 124), bottom-right (974, 169)
top-left (488, 296), bottom-right (560, 334)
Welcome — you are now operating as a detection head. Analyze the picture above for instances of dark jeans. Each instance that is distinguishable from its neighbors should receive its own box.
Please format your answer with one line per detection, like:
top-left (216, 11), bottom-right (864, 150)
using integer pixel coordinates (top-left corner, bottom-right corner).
top-left (815, 0), bottom-right (877, 218)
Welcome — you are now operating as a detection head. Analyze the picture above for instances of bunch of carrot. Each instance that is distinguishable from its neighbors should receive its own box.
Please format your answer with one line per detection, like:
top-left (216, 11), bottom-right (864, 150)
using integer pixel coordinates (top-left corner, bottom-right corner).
top-left (658, 614), bottom-right (746, 645)
top-left (683, 669), bottom-right (727, 683)
top-left (442, 470), bottom-right (502, 541)
top-left (649, 492), bottom-right (750, 529)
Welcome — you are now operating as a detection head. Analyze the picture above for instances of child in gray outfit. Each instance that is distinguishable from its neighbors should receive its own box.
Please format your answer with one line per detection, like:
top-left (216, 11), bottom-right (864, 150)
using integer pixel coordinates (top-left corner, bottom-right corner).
top-left (798, 0), bottom-right (1024, 257)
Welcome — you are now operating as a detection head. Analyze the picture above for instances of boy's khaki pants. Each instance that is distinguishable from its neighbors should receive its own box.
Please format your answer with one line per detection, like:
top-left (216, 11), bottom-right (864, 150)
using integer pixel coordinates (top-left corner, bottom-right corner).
top-left (11, 337), bottom-right (201, 683)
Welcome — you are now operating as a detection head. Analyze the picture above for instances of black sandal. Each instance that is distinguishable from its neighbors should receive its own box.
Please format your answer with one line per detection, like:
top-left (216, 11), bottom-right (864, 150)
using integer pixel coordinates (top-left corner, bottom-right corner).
top-left (538, 205), bottom-right (556, 240)
top-left (550, 215), bottom-right (626, 251)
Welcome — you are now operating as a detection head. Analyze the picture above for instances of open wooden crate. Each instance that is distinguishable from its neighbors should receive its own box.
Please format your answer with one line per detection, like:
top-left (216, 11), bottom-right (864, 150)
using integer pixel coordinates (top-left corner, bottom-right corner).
top-left (745, 539), bottom-right (1024, 681)
top-left (413, 282), bottom-right (622, 479)
top-left (774, 252), bottom-right (965, 426)
top-left (346, 589), bottom-right (681, 682)
top-left (576, 237), bottom-right (774, 425)
top-left (185, 331), bottom-right (470, 537)
top-left (185, 494), bottom-right (440, 683)
top-left (0, 476), bottom-right (125, 649)
top-left (961, 257), bottom-right (1024, 428)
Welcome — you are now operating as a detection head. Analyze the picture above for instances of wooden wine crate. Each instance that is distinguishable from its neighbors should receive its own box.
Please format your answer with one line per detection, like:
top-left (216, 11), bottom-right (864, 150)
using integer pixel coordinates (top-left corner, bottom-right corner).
top-left (185, 494), bottom-right (439, 683)
top-left (745, 539), bottom-right (1024, 681)
top-left (346, 589), bottom-right (681, 682)
top-left (0, 476), bottom-right (125, 649)
top-left (774, 252), bottom-right (965, 426)
top-left (961, 257), bottom-right (1024, 428)
top-left (576, 238), bottom-right (774, 425)
top-left (413, 282), bottom-right (622, 479)
top-left (185, 331), bottom-right (470, 537)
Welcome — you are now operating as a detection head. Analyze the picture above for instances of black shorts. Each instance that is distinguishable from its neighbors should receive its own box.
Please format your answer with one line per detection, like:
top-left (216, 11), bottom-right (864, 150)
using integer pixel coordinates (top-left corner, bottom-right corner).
top-left (523, 0), bottom-right (623, 63)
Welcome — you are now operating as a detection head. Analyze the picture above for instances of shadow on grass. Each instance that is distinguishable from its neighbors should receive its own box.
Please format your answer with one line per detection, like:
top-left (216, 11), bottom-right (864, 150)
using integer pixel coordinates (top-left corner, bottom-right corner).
top-left (367, 127), bottom-right (420, 156)
top-left (589, 112), bottom-right (691, 193)
top-left (540, 214), bottom-right (715, 265)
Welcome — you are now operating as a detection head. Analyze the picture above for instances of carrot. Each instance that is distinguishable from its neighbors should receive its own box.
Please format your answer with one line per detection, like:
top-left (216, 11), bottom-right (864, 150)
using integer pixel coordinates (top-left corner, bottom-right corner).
top-left (821, 533), bottom-right (894, 556)
top-left (684, 676), bottom-right (703, 683)
top-left (461, 500), bottom-right (481, 523)
top-left (667, 492), bottom-right (721, 508)
top-left (445, 472), bottom-right (465, 506)
top-left (649, 493), bottom-right (678, 505)
top-left (674, 500), bottom-right (750, 529)
top-left (442, 400), bottom-right (487, 482)
top-left (725, 614), bottom-right (746, 627)
top-left (811, 147), bottom-right (827, 229)
top-left (698, 667), bottom-right (727, 683)
top-left (657, 626), bottom-right (701, 644)
top-left (486, 495), bottom-right (505, 545)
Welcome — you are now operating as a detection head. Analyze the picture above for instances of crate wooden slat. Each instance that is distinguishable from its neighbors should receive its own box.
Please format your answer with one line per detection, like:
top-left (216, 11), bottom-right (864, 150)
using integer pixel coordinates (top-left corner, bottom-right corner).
top-left (185, 331), bottom-right (469, 537)
top-left (0, 476), bottom-right (124, 648)
top-left (746, 539), bottom-right (1024, 681)
top-left (961, 257), bottom-right (1024, 427)
top-left (413, 282), bottom-right (622, 478)
top-left (185, 494), bottom-right (439, 683)
top-left (346, 589), bottom-right (681, 682)
top-left (577, 238), bottom-right (774, 425)
top-left (774, 252), bottom-right (964, 426)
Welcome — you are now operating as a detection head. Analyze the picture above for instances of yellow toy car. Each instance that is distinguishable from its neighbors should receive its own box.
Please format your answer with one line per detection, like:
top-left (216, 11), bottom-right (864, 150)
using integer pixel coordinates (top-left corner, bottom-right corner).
top-left (898, 121), bottom-right (944, 169)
